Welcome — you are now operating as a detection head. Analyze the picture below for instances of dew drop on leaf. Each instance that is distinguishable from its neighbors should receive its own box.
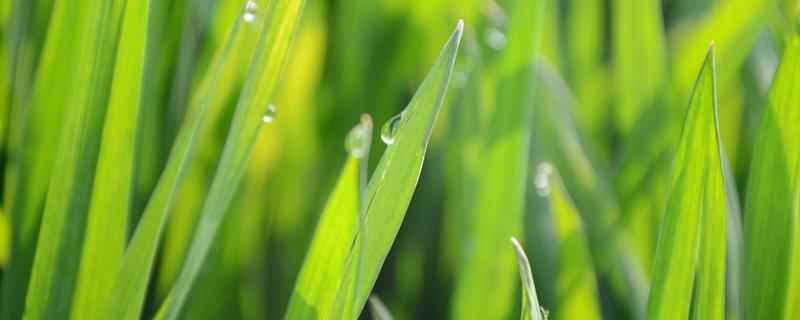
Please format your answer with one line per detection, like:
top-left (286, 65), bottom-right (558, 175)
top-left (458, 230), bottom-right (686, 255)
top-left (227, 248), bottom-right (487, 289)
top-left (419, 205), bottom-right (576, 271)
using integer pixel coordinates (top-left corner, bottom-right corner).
top-left (534, 162), bottom-right (553, 196)
top-left (262, 104), bottom-right (276, 123)
top-left (345, 114), bottom-right (373, 158)
top-left (243, 0), bottom-right (257, 23)
top-left (380, 111), bottom-right (404, 145)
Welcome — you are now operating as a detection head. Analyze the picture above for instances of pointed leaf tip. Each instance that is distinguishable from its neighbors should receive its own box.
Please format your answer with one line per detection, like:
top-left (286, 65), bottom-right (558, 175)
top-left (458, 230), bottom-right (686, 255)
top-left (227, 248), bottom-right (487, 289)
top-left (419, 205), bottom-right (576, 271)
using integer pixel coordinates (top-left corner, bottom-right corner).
top-left (456, 19), bottom-right (464, 33)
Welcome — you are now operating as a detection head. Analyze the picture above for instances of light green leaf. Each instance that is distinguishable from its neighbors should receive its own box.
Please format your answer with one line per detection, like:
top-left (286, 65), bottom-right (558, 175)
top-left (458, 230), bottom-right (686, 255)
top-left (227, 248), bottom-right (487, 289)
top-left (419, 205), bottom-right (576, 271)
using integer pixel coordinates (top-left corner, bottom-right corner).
top-left (612, 0), bottom-right (667, 135)
top-left (744, 34), bottom-right (800, 320)
top-left (646, 45), bottom-right (726, 320)
top-left (284, 115), bottom-right (370, 319)
top-left (69, 0), bottom-right (150, 318)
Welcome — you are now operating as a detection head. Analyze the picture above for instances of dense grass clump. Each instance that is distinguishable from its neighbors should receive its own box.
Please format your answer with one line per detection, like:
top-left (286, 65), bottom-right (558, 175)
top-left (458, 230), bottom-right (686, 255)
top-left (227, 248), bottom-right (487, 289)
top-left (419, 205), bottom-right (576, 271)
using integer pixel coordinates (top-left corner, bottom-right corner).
top-left (0, 0), bottom-right (798, 319)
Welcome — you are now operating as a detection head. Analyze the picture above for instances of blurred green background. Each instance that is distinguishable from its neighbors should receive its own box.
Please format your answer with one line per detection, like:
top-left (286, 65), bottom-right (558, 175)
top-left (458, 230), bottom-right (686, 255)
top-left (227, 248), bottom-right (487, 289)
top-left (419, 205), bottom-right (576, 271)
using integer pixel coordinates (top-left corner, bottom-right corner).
top-left (1, 0), bottom-right (797, 319)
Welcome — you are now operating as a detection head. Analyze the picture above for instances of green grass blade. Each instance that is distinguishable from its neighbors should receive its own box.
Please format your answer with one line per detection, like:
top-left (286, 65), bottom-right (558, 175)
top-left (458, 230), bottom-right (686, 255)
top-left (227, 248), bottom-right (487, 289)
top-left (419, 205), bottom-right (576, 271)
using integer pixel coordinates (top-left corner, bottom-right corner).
top-left (510, 237), bottom-right (543, 320)
top-left (284, 117), bottom-right (370, 319)
top-left (100, 7), bottom-right (252, 320)
top-left (0, 1), bottom-right (85, 317)
top-left (743, 34), bottom-right (800, 320)
top-left (368, 295), bottom-right (394, 320)
top-left (339, 20), bottom-right (462, 317)
top-left (646, 45), bottom-right (726, 320)
top-left (534, 164), bottom-right (601, 320)
top-left (69, 0), bottom-right (150, 318)
top-left (451, 0), bottom-right (544, 318)
top-left (22, 0), bottom-right (123, 318)
top-left (612, 0), bottom-right (667, 135)
top-left (154, 1), bottom-right (306, 318)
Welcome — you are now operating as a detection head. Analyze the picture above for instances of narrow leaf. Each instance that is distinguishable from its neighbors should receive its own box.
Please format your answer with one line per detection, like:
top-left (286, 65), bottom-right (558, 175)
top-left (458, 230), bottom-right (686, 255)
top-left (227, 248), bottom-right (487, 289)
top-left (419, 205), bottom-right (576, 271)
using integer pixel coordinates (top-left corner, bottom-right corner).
top-left (511, 237), bottom-right (543, 320)
top-left (69, 0), bottom-right (151, 318)
top-left (646, 45), bottom-right (727, 320)
top-left (744, 34), bottom-right (800, 320)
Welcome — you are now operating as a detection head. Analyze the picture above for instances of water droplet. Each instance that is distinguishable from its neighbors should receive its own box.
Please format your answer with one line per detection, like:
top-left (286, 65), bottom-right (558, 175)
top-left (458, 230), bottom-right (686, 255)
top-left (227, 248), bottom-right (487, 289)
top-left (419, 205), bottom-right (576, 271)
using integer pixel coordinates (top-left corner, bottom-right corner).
top-left (485, 28), bottom-right (507, 50)
top-left (345, 114), bottom-right (373, 158)
top-left (261, 104), bottom-right (276, 123)
top-left (534, 162), bottom-right (553, 196)
top-left (380, 111), bottom-right (404, 145)
top-left (243, 0), bottom-right (257, 23)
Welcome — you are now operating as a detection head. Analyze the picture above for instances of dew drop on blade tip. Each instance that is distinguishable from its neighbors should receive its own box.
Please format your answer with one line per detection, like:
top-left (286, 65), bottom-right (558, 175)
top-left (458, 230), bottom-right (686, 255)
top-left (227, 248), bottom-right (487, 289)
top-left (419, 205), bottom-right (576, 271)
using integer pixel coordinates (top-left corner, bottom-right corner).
top-left (345, 114), bottom-right (373, 158)
top-left (262, 104), bottom-right (276, 123)
top-left (380, 112), bottom-right (404, 145)
top-left (534, 162), bottom-right (553, 196)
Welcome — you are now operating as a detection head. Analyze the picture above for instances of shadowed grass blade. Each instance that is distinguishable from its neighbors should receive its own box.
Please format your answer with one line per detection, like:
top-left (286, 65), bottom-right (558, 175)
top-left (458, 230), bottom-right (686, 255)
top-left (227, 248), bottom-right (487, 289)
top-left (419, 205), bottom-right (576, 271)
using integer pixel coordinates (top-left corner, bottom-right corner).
top-left (22, 1), bottom-right (123, 318)
top-left (69, 0), bottom-right (151, 318)
top-left (369, 295), bottom-right (394, 320)
top-left (451, 0), bottom-right (544, 318)
top-left (647, 45), bottom-right (726, 320)
top-left (744, 34), bottom-right (800, 320)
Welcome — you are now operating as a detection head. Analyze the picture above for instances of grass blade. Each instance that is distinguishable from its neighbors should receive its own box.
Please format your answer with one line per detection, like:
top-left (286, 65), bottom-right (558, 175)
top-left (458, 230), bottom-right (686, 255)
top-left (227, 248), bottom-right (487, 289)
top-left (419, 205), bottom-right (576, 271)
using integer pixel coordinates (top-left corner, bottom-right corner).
top-left (612, 0), bottom-right (667, 135)
top-left (451, 0), bottom-right (544, 317)
top-left (743, 34), bottom-right (800, 320)
top-left (341, 20), bottom-right (462, 317)
top-left (369, 295), bottom-right (394, 320)
top-left (100, 6), bottom-right (253, 319)
top-left (284, 116), bottom-right (370, 319)
top-left (511, 237), bottom-right (543, 320)
top-left (154, 1), bottom-right (306, 318)
top-left (22, 1), bottom-right (123, 318)
top-left (68, 0), bottom-right (150, 318)
top-left (646, 45), bottom-right (726, 320)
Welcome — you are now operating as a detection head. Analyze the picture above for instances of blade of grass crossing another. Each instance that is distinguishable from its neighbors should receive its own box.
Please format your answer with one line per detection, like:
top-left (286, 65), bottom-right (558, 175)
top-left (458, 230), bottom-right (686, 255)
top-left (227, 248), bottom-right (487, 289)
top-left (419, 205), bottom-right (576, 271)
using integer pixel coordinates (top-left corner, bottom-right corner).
top-left (368, 295), bottom-right (394, 320)
top-left (743, 34), bottom-right (800, 320)
top-left (100, 8), bottom-right (251, 320)
top-left (284, 116), bottom-right (371, 320)
top-left (69, 0), bottom-right (151, 319)
top-left (155, 1), bottom-right (306, 318)
top-left (344, 20), bottom-right (462, 316)
top-left (646, 45), bottom-right (726, 320)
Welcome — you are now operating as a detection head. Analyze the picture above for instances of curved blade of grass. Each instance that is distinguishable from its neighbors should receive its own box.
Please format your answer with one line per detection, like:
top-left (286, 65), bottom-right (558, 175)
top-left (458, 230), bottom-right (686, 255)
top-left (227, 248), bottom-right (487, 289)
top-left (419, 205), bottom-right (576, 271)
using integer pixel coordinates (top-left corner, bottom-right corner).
top-left (534, 164), bottom-right (601, 320)
top-left (154, 1), bottom-right (306, 318)
top-left (368, 295), bottom-right (394, 320)
top-left (100, 7), bottom-right (251, 320)
top-left (646, 45), bottom-right (726, 320)
top-left (22, 1), bottom-right (124, 318)
top-left (285, 117), bottom-right (370, 320)
top-left (451, 0), bottom-right (544, 318)
top-left (69, 0), bottom-right (150, 318)
top-left (511, 237), bottom-right (543, 320)
top-left (743, 34), bottom-right (800, 320)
